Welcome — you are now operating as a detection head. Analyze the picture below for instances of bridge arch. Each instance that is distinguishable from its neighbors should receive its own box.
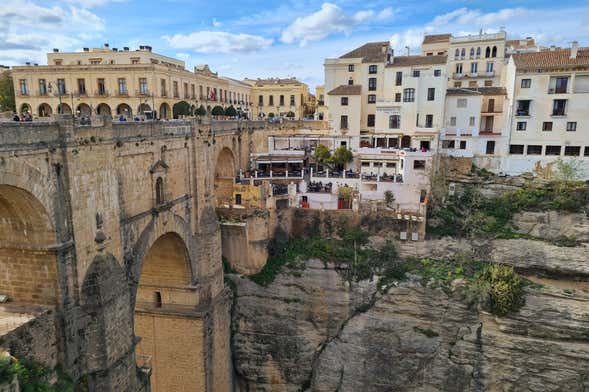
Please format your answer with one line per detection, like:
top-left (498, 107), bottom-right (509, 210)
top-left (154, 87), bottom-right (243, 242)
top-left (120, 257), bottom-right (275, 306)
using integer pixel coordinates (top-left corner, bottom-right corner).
top-left (96, 103), bottom-right (111, 116)
top-left (0, 185), bottom-right (58, 305)
top-left (214, 147), bottom-right (236, 206)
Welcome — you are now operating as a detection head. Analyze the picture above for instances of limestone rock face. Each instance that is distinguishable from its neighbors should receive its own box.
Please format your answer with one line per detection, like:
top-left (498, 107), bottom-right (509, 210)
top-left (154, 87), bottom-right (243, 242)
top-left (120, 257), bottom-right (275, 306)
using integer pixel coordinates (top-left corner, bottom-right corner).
top-left (512, 211), bottom-right (589, 242)
top-left (232, 256), bottom-right (589, 392)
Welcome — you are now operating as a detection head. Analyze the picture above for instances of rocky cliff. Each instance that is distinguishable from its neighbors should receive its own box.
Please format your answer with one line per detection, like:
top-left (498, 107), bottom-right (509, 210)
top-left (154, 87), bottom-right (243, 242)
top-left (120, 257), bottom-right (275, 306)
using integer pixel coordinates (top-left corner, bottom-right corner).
top-left (231, 231), bottom-right (589, 391)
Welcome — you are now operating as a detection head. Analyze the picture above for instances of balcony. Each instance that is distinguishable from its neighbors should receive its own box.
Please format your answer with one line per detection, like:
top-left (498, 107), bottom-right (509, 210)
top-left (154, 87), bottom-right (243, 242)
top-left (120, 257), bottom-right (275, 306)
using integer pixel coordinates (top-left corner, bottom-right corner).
top-left (548, 87), bottom-right (568, 94)
top-left (454, 73), bottom-right (463, 79)
top-left (469, 72), bottom-right (478, 77)
top-left (485, 71), bottom-right (495, 77)
top-left (95, 90), bottom-right (109, 97)
top-left (136, 89), bottom-right (150, 96)
top-left (116, 90), bottom-right (129, 97)
top-left (76, 90), bottom-right (88, 97)
top-left (551, 109), bottom-right (566, 117)
top-left (516, 110), bottom-right (530, 117)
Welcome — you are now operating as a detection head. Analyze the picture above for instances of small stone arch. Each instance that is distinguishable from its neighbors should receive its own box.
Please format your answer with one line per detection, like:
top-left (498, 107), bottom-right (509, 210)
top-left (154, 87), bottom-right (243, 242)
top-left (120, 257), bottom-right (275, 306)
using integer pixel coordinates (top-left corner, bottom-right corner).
top-left (116, 103), bottom-right (132, 118)
top-left (492, 46), bottom-right (497, 58)
top-left (214, 147), bottom-right (236, 206)
top-left (485, 46), bottom-right (491, 58)
top-left (76, 103), bottom-right (92, 117)
top-left (138, 103), bottom-right (151, 114)
top-left (38, 103), bottom-right (53, 117)
top-left (159, 102), bottom-right (171, 119)
top-left (97, 103), bottom-right (111, 116)
top-left (58, 103), bottom-right (72, 114)
top-left (20, 103), bottom-right (31, 115)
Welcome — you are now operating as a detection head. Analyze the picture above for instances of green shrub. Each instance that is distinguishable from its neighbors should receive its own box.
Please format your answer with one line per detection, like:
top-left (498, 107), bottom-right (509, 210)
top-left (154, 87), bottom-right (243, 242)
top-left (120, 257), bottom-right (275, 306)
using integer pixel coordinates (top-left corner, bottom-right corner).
top-left (475, 265), bottom-right (525, 316)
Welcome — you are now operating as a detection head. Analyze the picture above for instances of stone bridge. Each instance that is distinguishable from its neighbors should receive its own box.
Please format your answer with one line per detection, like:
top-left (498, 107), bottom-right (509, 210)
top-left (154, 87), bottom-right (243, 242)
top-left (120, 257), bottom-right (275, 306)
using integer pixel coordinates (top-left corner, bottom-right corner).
top-left (0, 117), bottom-right (265, 391)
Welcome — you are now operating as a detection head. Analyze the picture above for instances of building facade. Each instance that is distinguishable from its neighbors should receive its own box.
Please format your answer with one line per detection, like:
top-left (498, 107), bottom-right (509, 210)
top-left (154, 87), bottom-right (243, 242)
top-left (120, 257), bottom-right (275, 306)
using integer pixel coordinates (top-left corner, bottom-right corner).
top-left (244, 77), bottom-right (311, 120)
top-left (12, 44), bottom-right (252, 119)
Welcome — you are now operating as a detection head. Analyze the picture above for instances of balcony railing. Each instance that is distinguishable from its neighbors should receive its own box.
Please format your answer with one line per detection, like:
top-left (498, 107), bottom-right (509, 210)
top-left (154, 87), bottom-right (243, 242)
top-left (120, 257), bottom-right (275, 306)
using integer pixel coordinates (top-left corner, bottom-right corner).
top-left (516, 110), bottom-right (530, 116)
top-left (548, 87), bottom-right (568, 94)
top-left (136, 89), bottom-right (150, 96)
top-left (95, 90), bottom-right (109, 97)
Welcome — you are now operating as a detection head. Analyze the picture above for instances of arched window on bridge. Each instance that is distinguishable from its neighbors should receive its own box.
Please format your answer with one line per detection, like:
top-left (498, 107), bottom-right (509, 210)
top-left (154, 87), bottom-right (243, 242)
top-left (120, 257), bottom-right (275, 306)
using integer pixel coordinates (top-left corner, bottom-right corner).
top-left (155, 177), bottom-right (164, 205)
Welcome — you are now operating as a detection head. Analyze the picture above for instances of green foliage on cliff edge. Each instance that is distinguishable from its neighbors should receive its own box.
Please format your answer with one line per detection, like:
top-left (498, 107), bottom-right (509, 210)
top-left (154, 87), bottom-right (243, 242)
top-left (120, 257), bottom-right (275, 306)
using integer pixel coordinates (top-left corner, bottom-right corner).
top-left (428, 182), bottom-right (589, 238)
top-left (0, 357), bottom-right (75, 392)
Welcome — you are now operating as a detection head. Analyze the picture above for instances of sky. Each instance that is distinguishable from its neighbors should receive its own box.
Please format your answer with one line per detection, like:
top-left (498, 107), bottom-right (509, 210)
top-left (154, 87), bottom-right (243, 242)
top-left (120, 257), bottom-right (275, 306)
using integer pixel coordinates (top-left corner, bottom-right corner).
top-left (2, 0), bottom-right (589, 91)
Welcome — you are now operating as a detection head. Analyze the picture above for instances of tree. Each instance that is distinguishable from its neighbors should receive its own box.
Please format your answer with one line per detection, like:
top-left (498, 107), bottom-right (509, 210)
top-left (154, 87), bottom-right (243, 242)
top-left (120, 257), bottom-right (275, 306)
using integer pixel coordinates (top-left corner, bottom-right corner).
top-left (268, 112), bottom-right (275, 118)
top-left (172, 101), bottom-right (190, 118)
top-left (555, 158), bottom-right (585, 182)
top-left (224, 105), bottom-right (237, 117)
top-left (384, 190), bottom-right (395, 207)
top-left (331, 146), bottom-right (354, 170)
top-left (0, 72), bottom-right (15, 113)
top-left (211, 105), bottom-right (225, 116)
top-left (286, 111), bottom-right (295, 118)
top-left (314, 144), bottom-right (332, 166)
top-left (195, 105), bottom-right (207, 116)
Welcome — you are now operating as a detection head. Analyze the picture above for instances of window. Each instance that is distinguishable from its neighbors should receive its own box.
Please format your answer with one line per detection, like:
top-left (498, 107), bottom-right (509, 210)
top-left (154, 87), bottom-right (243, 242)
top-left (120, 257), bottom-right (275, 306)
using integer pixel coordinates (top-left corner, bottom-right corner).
top-left (191, 84), bottom-right (195, 99)
top-left (521, 79), bottom-right (531, 88)
top-left (454, 82), bottom-right (462, 88)
top-left (367, 94), bottom-right (376, 104)
top-left (279, 95), bottom-right (285, 106)
top-left (118, 78), bottom-right (127, 95)
top-left (485, 47), bottom-right (491, 58)
top-left (155, 177), bottom-right (164, 204)
top-left (486, 141), bottom-right (495, 154)
top-left (131, 58), bottom-right (139, 64)
top-left (454, 48), bottom-right (460, 59)
top-left (564, 146), bottom-right (581, 156)
top-left (348, 79), bottom-right (354, 85)
top-left (460, 140), bottom-right (466, 149)
top-left (269, 95), bottom-right (274, 106)
top-left (19, 80), bottom-right (27, 95)
top-left (369, 65), bottom-right (377, 74)
top-left (509, 144), bottom-right (524, 154)
top-left (389, 115), bottom-right (400, 129)
top-left (412, 70), bottom-right (420, 77)
top-left (341, 97), bottom-right (348, 106)
top-left (484, 80), bottom-right (493, 87)
top-left (235, 194), bottom-right (242, 205)
top-left (184, 83), bottom-right (189, 99)
top-left (403, 88), bottom-right (415, 102)
top-left (516, 122), bottom-right (527, 131)
top-left (258, 95), bottom-right (263, 106)
top-left (97, 79), bottom-right (106, 96)
top-left (457, 98), bottom-right (467, 108)
top-left (427, 88), bottom-right (435, 101)
top-left (552, 99), bottom-right (566, 116)
top-left (468, 81), bottom-right (478, 87)
top-left (476, 47), bottom-right (481, 58)
top-left (395, 71), bottom-right (402, 86)
top-left (470, 62), bottom-right (478, 73)
top-left (434, 69), bottom-right (441, 77)
top-left (486, 62), bottom-right (494, 73)
top-left (545, 145), bottom-right (561, 156)
top-left (39, 79), bottom-right (47, 96)
top-left (57, 79), bottom-right (66, 95)
top-left (450, 117), bottom-right (456, 126)
top-left (161, 79), bottom-right (166, 97)
top-left (361, 161), bottom-right (370, 167)
top-left (542, 122), bottom-right (553, 131)
top-left (456, 63), bottom-right (463, 74)
top-left (425, 114), bottom-right (433, 128)
top-left (340, 115), bottom-right (348, 129)
top-left (368, 78), bottom-right (377, 91)
top-left (469, 116), bottom-right (476, 126)
top-left (139, 78), bottom-right (148, 95)
top-left (567, 122), bottom-right (577, 132)
top-left (90, 59), bottom-right (101, 65)
top-left (154, 291), bottom-right (162, 308)
top-left (527, 145), bottom-right (542, 155)
top-left (394, 93), bottom-right (401, 102)
top-left (492, 46), bottom-right (497, 57)
top-left (585, 147), bottom-right (589, 157)
top-left (413, 160), bottom-right (426, 170)
top-left (173, 81), bottom-right (179, 97)
top-left (348, 64), bottom-right (354, 72)
top-left (54, 59), bottom-right (62, 65)
top-left (367, 114), bottom-right (375, 127)
top-left (554, 77), bottom-right (569, 94)
top-left (470, 48), bottom-right (475, 58)
top-left (77, 79), bottom-right (86, 95)
top-left (290, 95), bottom-right (295, 106)
top-left (461, 48), bottom-right (466, 58)
top-left (442, 140), bottom-right (455, 148)
top-left (516, 100), bottom-right (530, 116)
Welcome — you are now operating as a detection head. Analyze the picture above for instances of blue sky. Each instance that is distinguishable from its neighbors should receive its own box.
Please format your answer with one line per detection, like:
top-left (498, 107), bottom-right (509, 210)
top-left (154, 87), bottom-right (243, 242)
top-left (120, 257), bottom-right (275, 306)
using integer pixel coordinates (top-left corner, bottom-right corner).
top-left (2, 0), bottom-right (589, 90)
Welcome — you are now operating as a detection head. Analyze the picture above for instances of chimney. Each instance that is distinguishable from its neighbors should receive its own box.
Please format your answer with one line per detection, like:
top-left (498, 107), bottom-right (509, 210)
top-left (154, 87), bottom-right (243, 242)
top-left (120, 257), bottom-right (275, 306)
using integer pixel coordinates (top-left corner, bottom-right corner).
top-left (113, 48), bottom-right (118, 52)
top-left (123, 47), bottom-right (129, 51)
top-left (25, 62), bottom-right (30, 65)
top-left (83, 47), bottom-right (89, 52)
top-left (387, 48), bottom-right (394, 64)
top-left (53, 48), bottom-right (59, 52)
top-left (571, 41), bottom-right (579, 59)
top-left (104, 43), bottom-right (109, 48)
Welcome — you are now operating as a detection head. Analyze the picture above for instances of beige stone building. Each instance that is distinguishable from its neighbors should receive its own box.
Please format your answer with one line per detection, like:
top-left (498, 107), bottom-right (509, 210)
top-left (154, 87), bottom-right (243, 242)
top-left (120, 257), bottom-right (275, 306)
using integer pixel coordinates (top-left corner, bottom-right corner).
top-left (244, 77), bottom-right (311, 120)
top-left (12, 44), bottom-right (252, 119)
top-left (315, 85), bottom-right (327, 120)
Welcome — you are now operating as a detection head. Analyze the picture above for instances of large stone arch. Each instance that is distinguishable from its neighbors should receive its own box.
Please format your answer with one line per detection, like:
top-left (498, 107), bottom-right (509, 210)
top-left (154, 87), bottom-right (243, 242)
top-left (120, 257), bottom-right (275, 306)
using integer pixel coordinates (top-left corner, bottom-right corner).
top-left (214, 147), bottom-right (236, 206)
top-left (76, 103), bottom-right (92, 117)
top-left (129, 214), bottom-right (206, 392)
top-left (0, 184), bottom-right (58, 305)
top-left (80, 252), bottom-right (136, 391)
top-left (38, 103), bottom-right (53, 117)
top-left (97, 103), bottom-right (111, 116)
top-left (159, 103), bottom-right (171, 119)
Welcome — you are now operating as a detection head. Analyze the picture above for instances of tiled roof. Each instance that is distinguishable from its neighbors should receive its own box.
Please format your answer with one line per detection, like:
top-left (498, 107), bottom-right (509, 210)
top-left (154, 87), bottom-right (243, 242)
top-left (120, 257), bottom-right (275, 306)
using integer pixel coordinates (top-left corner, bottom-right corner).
top-left (476, 87), bottom-right (507, 96)
top-left (512, 47), bottom-right (589, 70)
top-left (386, 55), bottom-right (447, 67)
top-left (423, 34), bottom-right (451, 44)
top-left (446, 88), bottom-right (481, 96)
top-left (506, 38), bottom-right (536, 49)
top-left (327, 85), bottom-right (362, 95)
top-left (339, 41), bottom-right (389, 62)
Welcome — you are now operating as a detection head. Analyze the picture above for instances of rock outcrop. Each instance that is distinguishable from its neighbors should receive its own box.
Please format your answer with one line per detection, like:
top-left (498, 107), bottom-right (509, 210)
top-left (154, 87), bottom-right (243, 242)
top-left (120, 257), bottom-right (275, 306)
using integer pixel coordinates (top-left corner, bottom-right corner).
top-left (232, 252), bottom-right (589, 391)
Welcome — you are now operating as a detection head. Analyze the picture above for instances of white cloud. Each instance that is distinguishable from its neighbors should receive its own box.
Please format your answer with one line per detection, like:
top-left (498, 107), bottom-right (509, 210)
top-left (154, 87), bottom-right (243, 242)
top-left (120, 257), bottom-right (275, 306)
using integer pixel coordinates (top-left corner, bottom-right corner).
top-left (281, 3), bottom-right (394, 46)
top-left (0, 0), bottom-right (104, 65)
top-left (212, 18), bottom-right (222, 28)
top-left (163, 31), bottom-right (273, 54)
top-left (64, 0), bottom-right (127, 8)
